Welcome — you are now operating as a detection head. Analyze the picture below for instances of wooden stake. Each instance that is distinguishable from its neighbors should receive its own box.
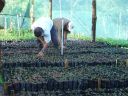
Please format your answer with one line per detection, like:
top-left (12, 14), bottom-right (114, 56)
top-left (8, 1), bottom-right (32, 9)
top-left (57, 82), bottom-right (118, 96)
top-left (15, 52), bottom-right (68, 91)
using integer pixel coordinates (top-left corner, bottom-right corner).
top-left (116, 58), bottom-right (119, 67)
top-left (92, 0), bottom-right (97, 42)
top-left (98, 78), bottom-right (101, 90)
top-left (64, 59), bottom-right (69, 69)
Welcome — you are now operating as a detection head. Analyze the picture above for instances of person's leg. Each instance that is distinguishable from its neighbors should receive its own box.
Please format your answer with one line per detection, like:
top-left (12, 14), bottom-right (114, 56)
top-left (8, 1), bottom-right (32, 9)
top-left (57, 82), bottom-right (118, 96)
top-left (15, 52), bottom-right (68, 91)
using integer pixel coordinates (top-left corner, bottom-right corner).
top-left (50, 25), bottom-right (59, 48)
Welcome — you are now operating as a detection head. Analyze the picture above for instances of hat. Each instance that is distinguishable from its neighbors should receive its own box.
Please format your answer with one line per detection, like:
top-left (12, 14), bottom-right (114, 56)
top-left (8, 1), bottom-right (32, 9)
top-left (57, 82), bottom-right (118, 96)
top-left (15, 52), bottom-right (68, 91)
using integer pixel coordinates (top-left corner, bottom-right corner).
top-left (68, 22), bottom-right (74, 32)
top-left (34, 27), bottom-right (44, 37)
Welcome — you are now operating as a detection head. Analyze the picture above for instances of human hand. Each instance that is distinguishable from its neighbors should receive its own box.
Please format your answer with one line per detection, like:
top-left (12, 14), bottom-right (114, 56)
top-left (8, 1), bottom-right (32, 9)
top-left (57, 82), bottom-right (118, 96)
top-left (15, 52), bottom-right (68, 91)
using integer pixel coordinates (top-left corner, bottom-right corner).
top-left (63, 45), bottom-right (67, 49)
top-left (59, 45), bottom-right (67, 49)
top-left (36, 51), bottom-right (44, 58)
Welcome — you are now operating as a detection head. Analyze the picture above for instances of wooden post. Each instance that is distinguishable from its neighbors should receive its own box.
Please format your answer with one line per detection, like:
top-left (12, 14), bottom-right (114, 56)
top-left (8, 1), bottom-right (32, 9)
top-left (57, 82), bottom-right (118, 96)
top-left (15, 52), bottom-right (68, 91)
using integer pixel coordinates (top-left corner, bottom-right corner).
top-left (92, 0), bottom-right (97, 42)
top-left (98, 78), bottom-right (101, 90)
top-left (64, 59), bottom-right (69, 69)
top-left (116, 59), bottom-right (117, 67)
top-left (49, 0), bottom-right (52, 19)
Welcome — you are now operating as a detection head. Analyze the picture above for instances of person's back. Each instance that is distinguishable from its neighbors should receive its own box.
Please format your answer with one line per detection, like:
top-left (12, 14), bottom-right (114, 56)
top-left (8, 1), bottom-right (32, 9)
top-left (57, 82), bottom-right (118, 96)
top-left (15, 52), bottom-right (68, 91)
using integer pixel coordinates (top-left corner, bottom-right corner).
top-left (31, 17), bottom-right (59, 58)
top-left (53, 18), bottom-right (70, 33)
top-left (31, 17), bottom-right (53, 43)
top-left (53, 18), bottom-right (73, 47)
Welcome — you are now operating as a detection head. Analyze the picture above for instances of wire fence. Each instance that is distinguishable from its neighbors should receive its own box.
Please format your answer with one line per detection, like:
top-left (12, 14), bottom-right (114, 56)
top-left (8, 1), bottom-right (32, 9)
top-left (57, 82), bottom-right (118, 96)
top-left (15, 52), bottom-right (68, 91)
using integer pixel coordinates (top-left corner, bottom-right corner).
top-left (0, 0), bottom-right (128, 40)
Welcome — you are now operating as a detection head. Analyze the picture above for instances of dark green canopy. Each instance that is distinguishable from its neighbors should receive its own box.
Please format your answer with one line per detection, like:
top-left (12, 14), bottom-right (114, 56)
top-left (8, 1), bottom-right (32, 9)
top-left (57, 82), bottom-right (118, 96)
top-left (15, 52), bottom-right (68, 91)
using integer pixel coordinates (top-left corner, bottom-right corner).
top-left (0, 0), bottom-right (5, 12)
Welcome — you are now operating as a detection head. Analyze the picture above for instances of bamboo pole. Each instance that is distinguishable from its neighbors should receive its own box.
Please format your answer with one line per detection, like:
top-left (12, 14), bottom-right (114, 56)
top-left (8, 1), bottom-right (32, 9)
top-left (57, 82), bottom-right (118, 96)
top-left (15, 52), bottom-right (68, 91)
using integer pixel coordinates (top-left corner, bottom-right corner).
top-left (30, 0), bottom-right (34, 25)
top-left (49, 0), bottom-right (52, 19)
top-left (92, 0), bottom-right (97, 42)
top-left (61, 20), bottom-right (64, 55)
top-left (59, 0), bottom-right (64, 55)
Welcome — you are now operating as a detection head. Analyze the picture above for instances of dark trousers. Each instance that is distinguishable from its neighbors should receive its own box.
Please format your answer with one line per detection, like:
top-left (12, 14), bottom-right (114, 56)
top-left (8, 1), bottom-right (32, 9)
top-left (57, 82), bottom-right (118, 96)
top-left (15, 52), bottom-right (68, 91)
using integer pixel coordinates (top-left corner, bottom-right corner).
top-left (50, 25), bottom-right (59, 47)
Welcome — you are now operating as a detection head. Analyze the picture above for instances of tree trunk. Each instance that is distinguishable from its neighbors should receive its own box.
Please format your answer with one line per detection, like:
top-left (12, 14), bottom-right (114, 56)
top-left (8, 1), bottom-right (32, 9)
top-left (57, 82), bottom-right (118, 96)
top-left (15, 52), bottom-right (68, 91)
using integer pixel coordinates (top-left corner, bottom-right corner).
top-left (49, 0), bottom-right (52, 19)
top-left (92, 0), bottom-right (97, 42)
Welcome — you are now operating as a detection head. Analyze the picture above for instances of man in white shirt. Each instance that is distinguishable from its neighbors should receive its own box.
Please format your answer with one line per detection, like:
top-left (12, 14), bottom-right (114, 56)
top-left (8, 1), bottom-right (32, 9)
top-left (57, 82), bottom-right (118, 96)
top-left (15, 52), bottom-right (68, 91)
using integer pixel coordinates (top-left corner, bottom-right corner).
top-left (31, 17), bottom-right (58, 58)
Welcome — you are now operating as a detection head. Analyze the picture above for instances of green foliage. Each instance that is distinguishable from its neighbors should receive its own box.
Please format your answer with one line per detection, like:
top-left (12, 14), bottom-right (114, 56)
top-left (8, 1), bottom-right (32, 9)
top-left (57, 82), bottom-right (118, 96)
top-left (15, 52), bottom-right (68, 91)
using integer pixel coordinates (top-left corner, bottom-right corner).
top-left (68, 33), bottom-right (128, 47)
top-left (0, 29), bottom-right (35, 41)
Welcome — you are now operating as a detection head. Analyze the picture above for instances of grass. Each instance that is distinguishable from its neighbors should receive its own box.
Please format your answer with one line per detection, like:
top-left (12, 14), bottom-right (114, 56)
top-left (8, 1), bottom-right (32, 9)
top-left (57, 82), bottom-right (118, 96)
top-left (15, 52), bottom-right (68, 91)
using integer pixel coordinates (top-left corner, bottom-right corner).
top-left (68, 33), bottom-right (128, 47)
top-left (0, 29), bottom-right (128, 47)
top-left (0, 29), bottom-right (35, 41)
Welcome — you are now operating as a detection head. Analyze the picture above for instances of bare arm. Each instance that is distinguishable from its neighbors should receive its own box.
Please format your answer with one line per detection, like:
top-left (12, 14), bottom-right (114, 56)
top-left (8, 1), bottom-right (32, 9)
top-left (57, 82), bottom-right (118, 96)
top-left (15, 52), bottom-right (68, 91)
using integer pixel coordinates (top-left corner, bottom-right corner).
top-left (37, 37), bottom-right (48, 51)
top-left (37, 37), bottom-right (48, 58)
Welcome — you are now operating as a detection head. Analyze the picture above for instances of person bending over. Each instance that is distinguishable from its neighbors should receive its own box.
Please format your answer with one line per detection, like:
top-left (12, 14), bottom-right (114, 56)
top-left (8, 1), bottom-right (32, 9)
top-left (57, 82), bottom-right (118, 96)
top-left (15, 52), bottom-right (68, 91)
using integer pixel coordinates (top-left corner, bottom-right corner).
top-left (31, 17), bottom-right (58, 58)
top-left (53, 18), bottom-right (74, 48)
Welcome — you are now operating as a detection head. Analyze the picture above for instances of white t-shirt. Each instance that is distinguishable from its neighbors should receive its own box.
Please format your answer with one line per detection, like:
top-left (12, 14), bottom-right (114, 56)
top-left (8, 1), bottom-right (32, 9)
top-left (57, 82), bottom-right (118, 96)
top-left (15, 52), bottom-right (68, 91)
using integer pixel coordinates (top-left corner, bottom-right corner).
top-left (31, 17), bottom-right (53, 43)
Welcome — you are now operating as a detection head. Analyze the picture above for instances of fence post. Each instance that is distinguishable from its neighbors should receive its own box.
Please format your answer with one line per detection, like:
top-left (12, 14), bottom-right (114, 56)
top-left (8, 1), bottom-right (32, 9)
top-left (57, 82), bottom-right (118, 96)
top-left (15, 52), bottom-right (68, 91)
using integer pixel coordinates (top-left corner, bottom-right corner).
top-left (92, 0), bottom-right (97, 42)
